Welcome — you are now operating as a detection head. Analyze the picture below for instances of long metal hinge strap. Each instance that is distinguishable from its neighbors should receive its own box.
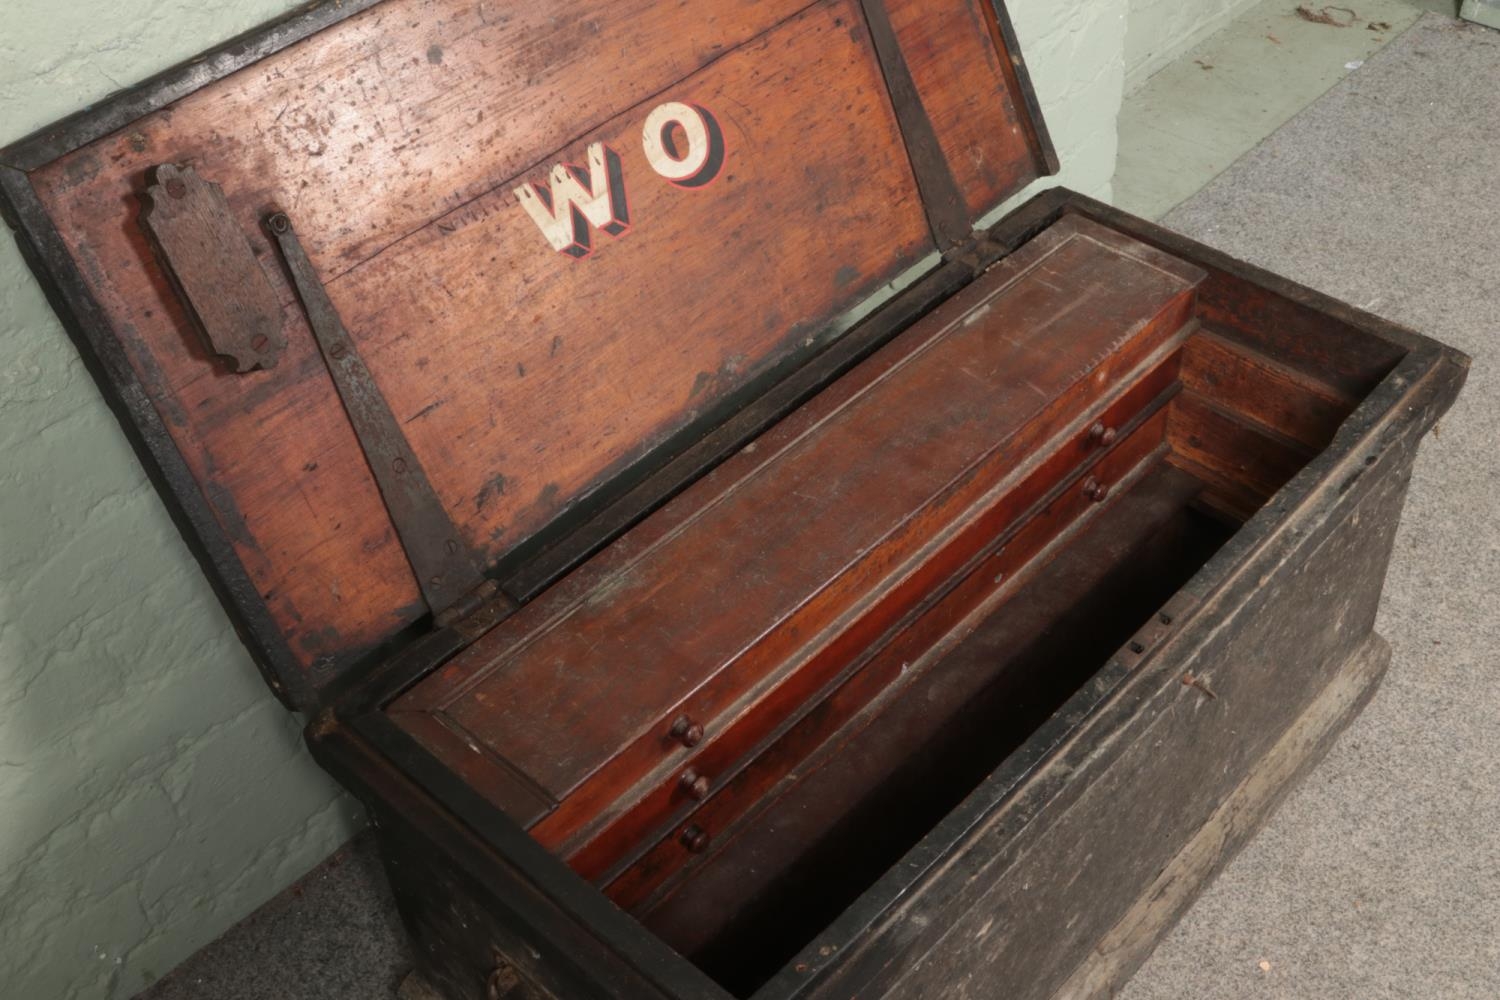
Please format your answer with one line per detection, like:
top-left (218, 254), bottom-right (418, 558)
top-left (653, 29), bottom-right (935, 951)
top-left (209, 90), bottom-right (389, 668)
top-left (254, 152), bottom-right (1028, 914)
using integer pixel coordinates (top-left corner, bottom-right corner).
top-left (267, 212), bottom-right (500, 626)
top-left (944, 229), bottom-right (1008, 273)
top-left (858, 0), bottom-right (971, 249)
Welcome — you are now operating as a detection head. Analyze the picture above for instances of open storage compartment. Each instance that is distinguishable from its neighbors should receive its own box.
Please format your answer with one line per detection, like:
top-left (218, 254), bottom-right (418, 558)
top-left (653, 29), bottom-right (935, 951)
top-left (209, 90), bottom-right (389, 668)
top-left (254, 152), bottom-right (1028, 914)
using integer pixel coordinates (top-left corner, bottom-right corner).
top-left (636, 317), bottom-right (1365, 994)
top-left (377, 208), bottom-right (1401, 998)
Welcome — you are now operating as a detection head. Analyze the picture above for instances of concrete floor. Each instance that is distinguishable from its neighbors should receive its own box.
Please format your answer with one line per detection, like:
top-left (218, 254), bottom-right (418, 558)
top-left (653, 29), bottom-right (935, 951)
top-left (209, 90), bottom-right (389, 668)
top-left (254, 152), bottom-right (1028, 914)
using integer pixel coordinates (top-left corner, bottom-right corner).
top-left (1118, 12), bottom-right (1500, 996)
top-left (1114, 0), bottom-right (1461, 220)
top-left (139, 6), bottom-right (1500, 999)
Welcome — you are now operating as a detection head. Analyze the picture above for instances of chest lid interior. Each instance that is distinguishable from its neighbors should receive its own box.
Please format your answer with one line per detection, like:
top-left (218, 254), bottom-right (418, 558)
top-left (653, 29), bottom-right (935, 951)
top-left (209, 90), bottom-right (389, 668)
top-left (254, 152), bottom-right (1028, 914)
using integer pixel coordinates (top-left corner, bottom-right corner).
top-left (1, 0), bottom-right (1055, 712)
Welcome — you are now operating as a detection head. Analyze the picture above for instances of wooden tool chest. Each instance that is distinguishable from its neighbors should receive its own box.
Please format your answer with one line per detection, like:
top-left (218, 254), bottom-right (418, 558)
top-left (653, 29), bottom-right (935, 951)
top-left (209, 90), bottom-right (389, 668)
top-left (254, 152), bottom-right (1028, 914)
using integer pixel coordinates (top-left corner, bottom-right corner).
top-left (1, 1), bottom-right (1466, 998)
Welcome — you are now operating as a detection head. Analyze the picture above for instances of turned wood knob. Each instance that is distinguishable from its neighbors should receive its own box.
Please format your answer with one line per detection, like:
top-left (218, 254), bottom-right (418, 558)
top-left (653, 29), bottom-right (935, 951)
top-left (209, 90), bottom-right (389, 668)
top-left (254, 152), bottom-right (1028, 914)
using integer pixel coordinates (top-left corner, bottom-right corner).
top-left (669, 715), bottom-right (704, 748)
top-left (679, 769), bottom-right (711, 800)
top-left (680, 824), bottom-right (710, 853)
top-left (1087, 422), bottom-right (1118, 447)
top-left (1083, 476), bottom-right (1110, 503)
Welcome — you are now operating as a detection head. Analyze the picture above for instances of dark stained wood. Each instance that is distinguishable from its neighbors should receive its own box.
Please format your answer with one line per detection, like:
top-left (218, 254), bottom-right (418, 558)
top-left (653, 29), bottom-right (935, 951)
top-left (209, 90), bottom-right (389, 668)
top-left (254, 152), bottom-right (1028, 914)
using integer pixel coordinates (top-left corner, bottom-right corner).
top-left (636, 445), bottom-right (1219, 983)
top-left (578, 361), bottom-right (1185, 892)
top-left (389, 216), bottom-right (1204, 868)
top-left (139, 164), bottom-right (285, 372)
top-left (1053, 632), bottom-right (1391, 1000)
top-left (310, 719), bottom-right (730, 1000)
top-left (611, 404), bottom-right (1181, 922)
top-left (1180, 329), bottom-right (1354, 451)
top-left (1166, 392), bottom-right (1317, 520)
top-left (1056, 200), bottom-right (1410, 402)
top-left (799, 435), bottom-right (1418, 1000)
top-left (338, 198), bottom-right (1464, 1000)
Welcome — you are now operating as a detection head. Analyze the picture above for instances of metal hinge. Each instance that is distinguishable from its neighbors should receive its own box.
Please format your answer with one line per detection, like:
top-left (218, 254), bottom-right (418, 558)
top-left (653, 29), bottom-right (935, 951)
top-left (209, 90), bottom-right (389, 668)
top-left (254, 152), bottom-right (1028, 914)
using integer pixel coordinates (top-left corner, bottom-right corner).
top-left (943, 229), bottom-right (1007, 272)
top-left (267, 211), bottom-right (515, 630)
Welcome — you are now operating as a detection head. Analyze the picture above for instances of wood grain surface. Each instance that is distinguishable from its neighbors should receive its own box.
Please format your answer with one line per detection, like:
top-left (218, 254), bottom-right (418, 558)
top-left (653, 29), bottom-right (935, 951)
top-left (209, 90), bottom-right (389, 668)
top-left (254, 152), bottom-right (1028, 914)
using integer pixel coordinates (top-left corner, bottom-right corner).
top-left (24, 0), bottom-right (1049, 690)
top-left (391, 216), bottom-right (1205, 869)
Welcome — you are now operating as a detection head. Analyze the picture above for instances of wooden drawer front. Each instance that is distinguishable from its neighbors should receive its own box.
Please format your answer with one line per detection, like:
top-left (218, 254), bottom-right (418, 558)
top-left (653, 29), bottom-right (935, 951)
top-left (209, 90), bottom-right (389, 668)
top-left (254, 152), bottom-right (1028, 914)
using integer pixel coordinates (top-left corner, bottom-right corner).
top-left (603, 391), bottom-right (1176, 908)
top-left (569, 347), bottom-right (1184, 884)
top-left (388, 216), bottom-right (1205, 851)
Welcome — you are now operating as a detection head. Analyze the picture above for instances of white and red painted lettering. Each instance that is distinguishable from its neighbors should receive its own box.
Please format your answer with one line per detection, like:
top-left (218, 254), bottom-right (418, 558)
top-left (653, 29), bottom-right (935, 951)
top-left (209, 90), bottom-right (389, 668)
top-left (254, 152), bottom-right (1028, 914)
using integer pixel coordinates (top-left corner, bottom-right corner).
top-left (641, 102), bottom-right (726, 189)
top-left (513, 142), bottom-right (630, 259)
top-left (516, 100), bottom-right (727, 260)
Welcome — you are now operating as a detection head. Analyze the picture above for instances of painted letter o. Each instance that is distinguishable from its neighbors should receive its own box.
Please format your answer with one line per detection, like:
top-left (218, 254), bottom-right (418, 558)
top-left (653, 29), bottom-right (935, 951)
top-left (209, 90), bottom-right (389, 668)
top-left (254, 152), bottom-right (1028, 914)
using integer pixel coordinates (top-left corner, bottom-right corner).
top-left (642, 102), bottom-right (726, 188)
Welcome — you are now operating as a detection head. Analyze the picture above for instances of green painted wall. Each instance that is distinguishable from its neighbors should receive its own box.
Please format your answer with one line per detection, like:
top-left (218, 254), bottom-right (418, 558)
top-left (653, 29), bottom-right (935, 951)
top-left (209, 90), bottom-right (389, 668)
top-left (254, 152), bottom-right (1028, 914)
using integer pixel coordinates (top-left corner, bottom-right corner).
top-left (1125, 0), bottom-right (1264, 91)
top-left (0, 2), bottom-right (1127, 996)
top-left (0, 5), bottom-right (361, 998)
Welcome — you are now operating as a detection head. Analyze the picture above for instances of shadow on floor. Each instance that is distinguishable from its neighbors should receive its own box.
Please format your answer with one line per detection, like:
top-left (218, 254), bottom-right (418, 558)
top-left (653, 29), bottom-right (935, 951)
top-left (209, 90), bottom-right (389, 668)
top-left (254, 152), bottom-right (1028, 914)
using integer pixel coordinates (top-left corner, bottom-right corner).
top-left (134, 833), bottom-right (410, 1000)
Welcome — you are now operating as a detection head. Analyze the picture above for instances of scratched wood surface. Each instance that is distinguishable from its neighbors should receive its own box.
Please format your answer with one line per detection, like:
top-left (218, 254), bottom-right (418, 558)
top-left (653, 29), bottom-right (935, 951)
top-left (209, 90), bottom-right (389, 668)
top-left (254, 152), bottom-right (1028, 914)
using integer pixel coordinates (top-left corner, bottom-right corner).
top-left (390, 216), bottom-right (1206, 876)
top-left (25, 0), bottom-right (1046, 688)
top-left (887, 0), bottom-right (1043, 221)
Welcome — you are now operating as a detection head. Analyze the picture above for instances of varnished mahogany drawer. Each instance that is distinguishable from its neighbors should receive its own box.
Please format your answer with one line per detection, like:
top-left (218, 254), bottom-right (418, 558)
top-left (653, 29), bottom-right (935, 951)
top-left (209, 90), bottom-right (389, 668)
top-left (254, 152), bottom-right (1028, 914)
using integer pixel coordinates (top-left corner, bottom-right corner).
top-left (387, 216), bottom-right (1207, 873)
top-left (604, 394), bottom-right (1178, 908)
top-left (571, 349), bottom-right (1186, 887)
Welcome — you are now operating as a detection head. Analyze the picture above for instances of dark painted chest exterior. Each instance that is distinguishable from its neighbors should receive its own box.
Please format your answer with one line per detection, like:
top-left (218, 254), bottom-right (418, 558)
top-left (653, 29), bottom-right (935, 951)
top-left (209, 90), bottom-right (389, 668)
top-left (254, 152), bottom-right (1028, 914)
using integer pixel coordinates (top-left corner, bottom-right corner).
top-left (0, 2), bottom-right (1466, 998)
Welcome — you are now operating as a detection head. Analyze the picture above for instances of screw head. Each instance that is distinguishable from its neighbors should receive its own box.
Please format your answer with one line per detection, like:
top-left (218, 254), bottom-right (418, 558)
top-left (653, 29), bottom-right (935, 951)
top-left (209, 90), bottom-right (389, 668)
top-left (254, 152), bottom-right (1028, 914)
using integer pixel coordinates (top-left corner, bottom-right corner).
top-left (267, 213), bottom-right (291, 234)
top-left (165, 177), bottom-right (188, 199)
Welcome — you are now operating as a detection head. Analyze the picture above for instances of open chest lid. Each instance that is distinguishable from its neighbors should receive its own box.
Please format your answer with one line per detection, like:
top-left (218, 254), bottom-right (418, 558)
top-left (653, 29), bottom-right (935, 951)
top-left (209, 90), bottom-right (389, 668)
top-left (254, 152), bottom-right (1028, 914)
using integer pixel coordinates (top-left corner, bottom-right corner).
top-left (1, 0), bottom-right (1055, 712)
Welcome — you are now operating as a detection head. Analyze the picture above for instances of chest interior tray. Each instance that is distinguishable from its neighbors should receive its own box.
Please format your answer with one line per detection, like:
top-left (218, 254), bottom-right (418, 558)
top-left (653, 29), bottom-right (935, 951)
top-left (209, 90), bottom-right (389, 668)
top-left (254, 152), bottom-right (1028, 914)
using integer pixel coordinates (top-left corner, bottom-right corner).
top-left (383, 212), bottom-right (1388, 995)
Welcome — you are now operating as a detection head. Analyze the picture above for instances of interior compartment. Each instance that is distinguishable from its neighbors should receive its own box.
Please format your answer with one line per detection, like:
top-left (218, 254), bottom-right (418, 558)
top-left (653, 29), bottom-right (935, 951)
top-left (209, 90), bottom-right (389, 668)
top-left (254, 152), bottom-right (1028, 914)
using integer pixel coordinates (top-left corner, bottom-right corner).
top-left (647, 459), bottom-right (1230, 994)
top-left (617, 323), bottom-right (1375, 996)
top-left (376, 211), bottom-right (1395, 998)
top-left (388, 214), bottom-right (1206, 866)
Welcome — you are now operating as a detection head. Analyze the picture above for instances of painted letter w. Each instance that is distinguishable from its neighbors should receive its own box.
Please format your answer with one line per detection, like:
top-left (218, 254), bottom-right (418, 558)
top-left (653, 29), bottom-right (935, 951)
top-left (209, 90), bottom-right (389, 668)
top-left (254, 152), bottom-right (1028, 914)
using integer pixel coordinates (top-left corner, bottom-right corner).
top-left (514, 143), bottom-right (630, 259)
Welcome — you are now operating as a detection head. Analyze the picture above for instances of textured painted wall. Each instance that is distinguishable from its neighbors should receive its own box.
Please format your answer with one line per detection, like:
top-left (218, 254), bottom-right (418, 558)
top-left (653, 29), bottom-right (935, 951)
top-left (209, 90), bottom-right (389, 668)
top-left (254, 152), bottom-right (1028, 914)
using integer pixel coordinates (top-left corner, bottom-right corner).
top-left (0, 5), bottom-right (363, 1000)
top-left (0, 2), bottom-right (1128, 998)
top-left (1125, 0), bottom-right (1261, 91)
top-left (1004, 0), bottom-right (1130, 207)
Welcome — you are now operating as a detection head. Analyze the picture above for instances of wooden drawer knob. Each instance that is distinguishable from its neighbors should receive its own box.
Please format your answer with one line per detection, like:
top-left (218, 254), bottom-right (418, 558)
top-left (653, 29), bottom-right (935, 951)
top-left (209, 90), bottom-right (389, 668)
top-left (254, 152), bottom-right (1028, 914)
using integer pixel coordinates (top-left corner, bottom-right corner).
top-left (669, 715), bottom-right (704, 748)
top-left (488, 962), bottom-right (523, 1000)
top-left (679, 769), bottom-right (711, 800)
top-left (680, 824), bottom-right (711, 853)
top-left (1087, 422), bottom-right (1118, 447)
top-left (1083, 477), bottom-right (1110, 503)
